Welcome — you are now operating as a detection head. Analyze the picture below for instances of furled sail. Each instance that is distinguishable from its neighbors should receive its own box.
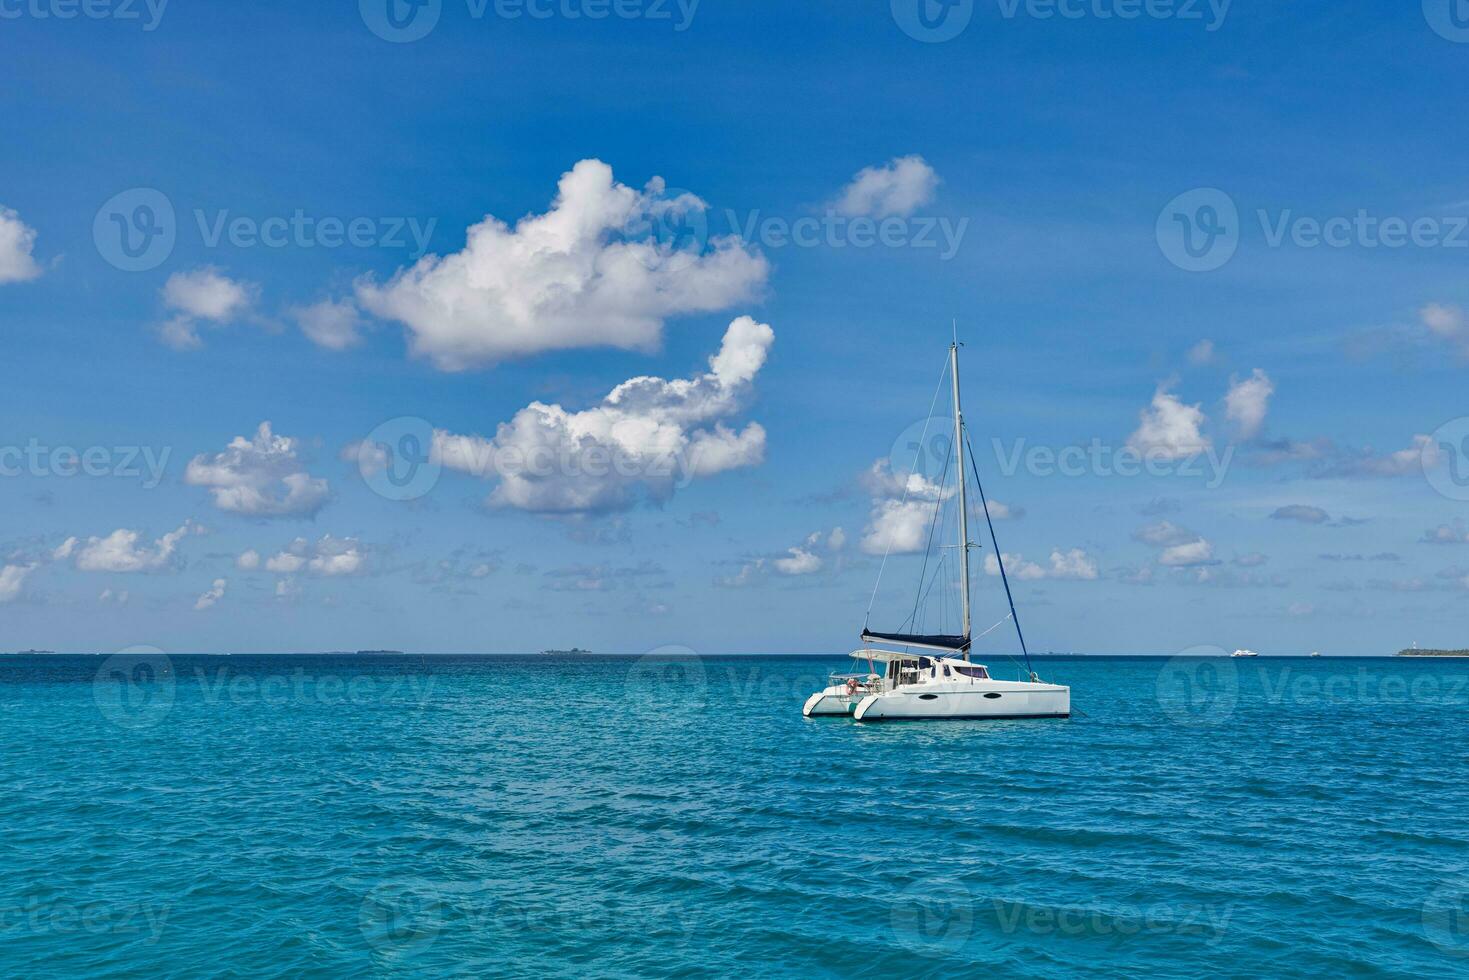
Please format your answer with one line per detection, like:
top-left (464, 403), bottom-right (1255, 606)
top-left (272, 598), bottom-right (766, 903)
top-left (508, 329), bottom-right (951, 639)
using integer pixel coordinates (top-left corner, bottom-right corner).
top-left (860, 629), bottom-right (970, 653)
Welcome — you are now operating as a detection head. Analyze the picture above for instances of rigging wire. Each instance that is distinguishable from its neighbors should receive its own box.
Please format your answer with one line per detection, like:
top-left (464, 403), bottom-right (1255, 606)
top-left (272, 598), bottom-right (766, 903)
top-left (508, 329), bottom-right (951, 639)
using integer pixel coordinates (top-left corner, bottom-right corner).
top-left (900, 436), bottom-right (952, 633)
top-left (864, 356), bottom-right (951, 627)
top-left (965, 429), bottom-right (1035, 681)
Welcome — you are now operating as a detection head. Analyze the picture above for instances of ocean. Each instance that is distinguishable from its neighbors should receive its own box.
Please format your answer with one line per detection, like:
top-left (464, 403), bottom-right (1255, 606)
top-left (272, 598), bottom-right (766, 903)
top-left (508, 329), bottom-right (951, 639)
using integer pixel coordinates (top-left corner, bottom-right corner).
top-left (1, 652), bottom-right (1465, 977)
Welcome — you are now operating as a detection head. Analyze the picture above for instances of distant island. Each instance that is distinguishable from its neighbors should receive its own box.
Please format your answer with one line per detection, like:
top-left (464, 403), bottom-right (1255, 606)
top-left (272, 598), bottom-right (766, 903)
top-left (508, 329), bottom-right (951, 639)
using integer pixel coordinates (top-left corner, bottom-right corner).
top-left (1396, 648), bottom-right (1469, 657)
top-left (1, 650), bottom-right (55, 655)
top-left (540, 648), bottom-right (595, 656)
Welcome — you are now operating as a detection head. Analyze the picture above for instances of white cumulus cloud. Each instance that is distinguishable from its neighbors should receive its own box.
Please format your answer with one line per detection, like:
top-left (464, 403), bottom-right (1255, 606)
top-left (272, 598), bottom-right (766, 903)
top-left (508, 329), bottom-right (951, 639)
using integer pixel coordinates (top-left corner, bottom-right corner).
top-left (73, 521), bottom-right (201, 573)
top-left (434, 316), bottom-right (772, 514)
top-left (1225, 368), bottom-right (1274, 440)
top-left (1127, 383), bottom-right (1211, 459)
top-left (983, 549), bottom-right (1098, 581)
top-left (356, 159), bottom-right (768, 371)
top-left (157, 267), bottom-right (257, 351)
top-left (291, 297), bottom-right (366, 351)
top-left (0, 206), bottom-right (43, 284)
top-left (185, 422), bottom-right (329, 518)
top-left (0, 563), bottom-right (35, 602)
top-left (833, 155), bottom-right (939, 218)
top-left (263, 535), bottom-right (367, 577)
top-left (194, 578), bottom-right (227, 610)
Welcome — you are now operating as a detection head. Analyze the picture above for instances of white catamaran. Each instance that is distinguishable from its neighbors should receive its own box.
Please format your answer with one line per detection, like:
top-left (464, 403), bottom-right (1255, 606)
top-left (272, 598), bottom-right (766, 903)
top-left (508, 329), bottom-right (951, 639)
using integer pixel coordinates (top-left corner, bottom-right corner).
top-left (803, 341), bottom-right (1070, 722)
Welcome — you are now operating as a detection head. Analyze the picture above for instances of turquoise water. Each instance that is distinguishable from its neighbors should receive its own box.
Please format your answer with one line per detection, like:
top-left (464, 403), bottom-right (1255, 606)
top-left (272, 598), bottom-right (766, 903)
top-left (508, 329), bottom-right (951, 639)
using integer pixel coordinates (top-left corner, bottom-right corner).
top-left (2, 653), bottom-right (1467, 977)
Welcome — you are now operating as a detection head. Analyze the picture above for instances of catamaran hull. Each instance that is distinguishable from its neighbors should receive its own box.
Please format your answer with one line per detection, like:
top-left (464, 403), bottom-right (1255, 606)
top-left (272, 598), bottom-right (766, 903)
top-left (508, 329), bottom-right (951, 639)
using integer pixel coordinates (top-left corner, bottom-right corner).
top-left (802, 686), bottom-right (860, 717)
top-left (852, 684), bottom-right (1069, 721)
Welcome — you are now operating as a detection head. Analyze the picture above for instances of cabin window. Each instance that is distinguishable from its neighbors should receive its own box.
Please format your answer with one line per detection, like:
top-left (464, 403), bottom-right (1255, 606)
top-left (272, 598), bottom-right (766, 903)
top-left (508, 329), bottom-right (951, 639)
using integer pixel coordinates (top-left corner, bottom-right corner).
top-left (954, 666), bottom-right (990, 680)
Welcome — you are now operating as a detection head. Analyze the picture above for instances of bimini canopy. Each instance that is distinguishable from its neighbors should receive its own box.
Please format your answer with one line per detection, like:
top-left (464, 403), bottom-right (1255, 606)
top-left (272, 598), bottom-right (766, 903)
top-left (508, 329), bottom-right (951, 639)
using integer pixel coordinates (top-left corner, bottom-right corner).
top-left (860, 629), bottom-right (971, 654)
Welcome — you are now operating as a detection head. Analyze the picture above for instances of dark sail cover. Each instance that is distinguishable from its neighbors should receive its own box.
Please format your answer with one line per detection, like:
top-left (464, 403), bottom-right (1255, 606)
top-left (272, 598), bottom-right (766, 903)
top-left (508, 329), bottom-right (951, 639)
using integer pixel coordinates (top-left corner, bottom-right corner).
top-left (861, 630), bottom-right (970, 652)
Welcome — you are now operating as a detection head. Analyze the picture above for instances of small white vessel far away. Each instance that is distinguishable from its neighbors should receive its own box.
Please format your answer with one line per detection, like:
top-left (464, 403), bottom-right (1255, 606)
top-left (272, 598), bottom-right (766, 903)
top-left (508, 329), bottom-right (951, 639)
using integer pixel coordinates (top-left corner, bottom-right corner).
top-left (803, 340), bottom-right (1070, 722)
top-left (1231, 649), bottom-right (1259, 658)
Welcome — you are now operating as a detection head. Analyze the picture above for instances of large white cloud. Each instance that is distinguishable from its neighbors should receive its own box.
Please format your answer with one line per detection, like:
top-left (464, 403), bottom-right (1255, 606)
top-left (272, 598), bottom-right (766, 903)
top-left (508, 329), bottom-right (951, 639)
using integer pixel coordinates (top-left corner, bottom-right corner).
top-left (185, 422), bottom-right (330, 517)
top-left (158, 267), bottom-right (257, 350)
top-left (1225, 368), bottom-right (1274, 440)
top-left (834, 155), bottom-right (939, 218)
top-left (74, 521), bottom-right (201, 573)
top-left (0, 207), bottom-right (43, 284)
top-left (1127, 383), bottom-right (1210, 459)
top-left (433, 316), bottom-right (772, 513)
top-left (355, 159), bottom-right (769, 371)
top-left (859, 459), bottom-right (952, 556)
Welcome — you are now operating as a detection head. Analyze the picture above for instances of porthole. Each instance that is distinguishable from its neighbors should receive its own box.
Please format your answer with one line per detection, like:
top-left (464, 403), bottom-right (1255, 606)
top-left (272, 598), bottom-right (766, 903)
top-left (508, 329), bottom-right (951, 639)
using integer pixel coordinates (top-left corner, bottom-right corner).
top-left (918, 694), bottom-right (939, 701)
top-left (983, 693), bottom-right (1002, 700)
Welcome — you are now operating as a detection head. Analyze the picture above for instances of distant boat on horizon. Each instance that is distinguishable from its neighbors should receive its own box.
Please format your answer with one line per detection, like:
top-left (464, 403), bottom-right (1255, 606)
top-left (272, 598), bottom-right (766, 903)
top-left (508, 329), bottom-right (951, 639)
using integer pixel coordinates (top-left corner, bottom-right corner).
top-left (1231, 649), bottom-right (1259, 658)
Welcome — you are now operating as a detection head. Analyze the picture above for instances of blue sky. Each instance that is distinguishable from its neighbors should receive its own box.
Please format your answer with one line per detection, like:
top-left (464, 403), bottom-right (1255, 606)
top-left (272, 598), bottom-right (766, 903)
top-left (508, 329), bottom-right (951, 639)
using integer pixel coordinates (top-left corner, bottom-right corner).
top-left (2, 0), bottom-right (1469, 655)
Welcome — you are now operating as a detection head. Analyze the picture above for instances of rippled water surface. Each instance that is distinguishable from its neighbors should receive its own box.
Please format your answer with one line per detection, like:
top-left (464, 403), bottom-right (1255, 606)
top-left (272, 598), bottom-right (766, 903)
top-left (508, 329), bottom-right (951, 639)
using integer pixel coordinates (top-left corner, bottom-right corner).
top-left (1, 653), bottom-right (1467, 977)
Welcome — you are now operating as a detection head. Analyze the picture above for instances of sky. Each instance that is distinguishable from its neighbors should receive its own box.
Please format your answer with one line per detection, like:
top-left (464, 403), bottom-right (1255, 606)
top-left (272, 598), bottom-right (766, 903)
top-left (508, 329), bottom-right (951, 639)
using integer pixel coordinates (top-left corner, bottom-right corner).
top-left (2, 0), bottom-right (1469, 656)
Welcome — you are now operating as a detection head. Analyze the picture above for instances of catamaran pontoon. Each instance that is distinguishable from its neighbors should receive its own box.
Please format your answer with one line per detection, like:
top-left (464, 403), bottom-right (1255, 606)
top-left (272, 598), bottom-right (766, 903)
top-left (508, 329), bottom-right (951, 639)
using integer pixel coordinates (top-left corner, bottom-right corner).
top-left (802, 340), bottom-right (1070, 721)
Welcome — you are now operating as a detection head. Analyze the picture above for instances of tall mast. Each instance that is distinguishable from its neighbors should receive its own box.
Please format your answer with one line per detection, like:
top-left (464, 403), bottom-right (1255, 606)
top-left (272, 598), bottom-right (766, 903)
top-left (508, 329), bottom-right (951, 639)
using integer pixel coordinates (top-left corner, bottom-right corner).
top-left (950, 342), bottom-right (972, 647)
